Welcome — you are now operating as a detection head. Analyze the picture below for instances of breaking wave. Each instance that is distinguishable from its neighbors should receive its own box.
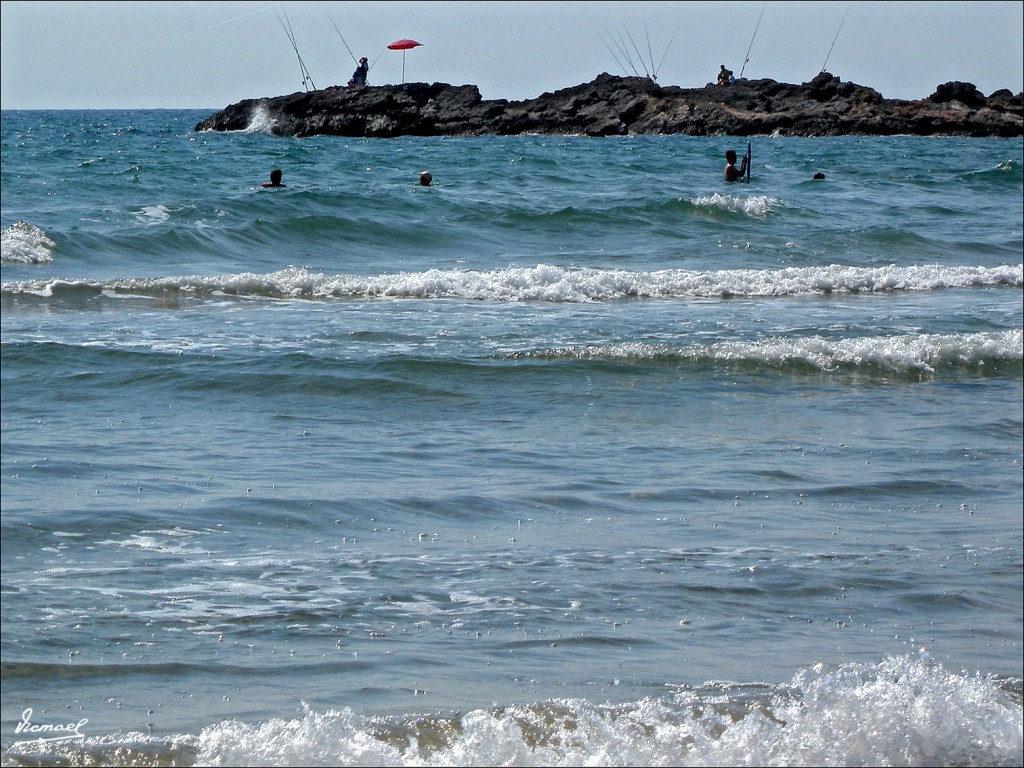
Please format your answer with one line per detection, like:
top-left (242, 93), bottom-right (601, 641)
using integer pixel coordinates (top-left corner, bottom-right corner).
top-left (245, 102), bottom-right (277, 135)
top-left (1, 221), bottom-right (55, 264)
top-left (3, 654), bottom-right (1020, 767)
top-left (518, 330), bottom-right (1024, 374)
top-left (690, 192), bottom-right (781, 217)
top-left (4, 263), bottom-right (1021, 303)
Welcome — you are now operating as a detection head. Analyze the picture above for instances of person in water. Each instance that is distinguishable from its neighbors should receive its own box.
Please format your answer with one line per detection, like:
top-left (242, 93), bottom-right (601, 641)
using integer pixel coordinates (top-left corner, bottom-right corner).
top-left (261, 168), bottom-right (286, 188)
top-left (419, 171), bottom-right (432, 186)
top-left (348, 57), bottom-right (369, 88)
top-left (723, 150), bottom-right (747, 182)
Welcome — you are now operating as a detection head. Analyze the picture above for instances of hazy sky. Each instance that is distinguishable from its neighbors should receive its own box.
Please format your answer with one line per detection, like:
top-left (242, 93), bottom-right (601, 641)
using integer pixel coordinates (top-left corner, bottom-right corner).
top-left (1, 1), bottom-right (1022, 110)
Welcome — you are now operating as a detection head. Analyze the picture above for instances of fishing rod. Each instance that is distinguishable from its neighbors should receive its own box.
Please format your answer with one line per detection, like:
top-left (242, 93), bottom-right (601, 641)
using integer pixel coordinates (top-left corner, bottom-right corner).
top-left (603, 24), bottom-right (672, 82)
top-left (634, 24), bottom-right (669, 82)
top-left (622, 24), bottom-right (652, 79)
top-left (612, 27), bottom-right (641, 77)
top-left (603, 28), bottom-right (641, 77)
top-left (739, 0), bottom-right (768, 79)
top-left (276, 5), bottom-right (316, 91)
top-left (655, 23), bottom-right (679, 78)
top-left (326, 11), bottom-right (359, 67)
top-left (820, 1), bottom-right (852, 73)
top-left (600, 32), bottom-right (632, 76)
top-left (644, 24), bottom-right (657, 80)
top-left (277, 6), bottom-right (316, 90)
top-left (639, 23), bottom-right (678, 82)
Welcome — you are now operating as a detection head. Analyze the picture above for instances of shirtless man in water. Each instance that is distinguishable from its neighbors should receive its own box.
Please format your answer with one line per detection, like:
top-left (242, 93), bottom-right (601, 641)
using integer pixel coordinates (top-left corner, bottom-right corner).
top-left (724, 149), bottom-right (747, 182)
top-left (261, 168), bottom-right (286, 188)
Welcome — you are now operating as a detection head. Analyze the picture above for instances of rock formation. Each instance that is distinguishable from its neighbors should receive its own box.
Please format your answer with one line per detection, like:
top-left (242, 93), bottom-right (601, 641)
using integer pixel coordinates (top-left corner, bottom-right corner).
top-left (194, 72), bottom-right (1023, 138)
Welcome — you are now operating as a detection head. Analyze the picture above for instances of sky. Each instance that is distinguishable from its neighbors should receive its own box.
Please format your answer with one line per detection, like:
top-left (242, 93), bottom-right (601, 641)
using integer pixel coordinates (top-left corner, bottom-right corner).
top-left (1, 1), bottom-right (1022, 110)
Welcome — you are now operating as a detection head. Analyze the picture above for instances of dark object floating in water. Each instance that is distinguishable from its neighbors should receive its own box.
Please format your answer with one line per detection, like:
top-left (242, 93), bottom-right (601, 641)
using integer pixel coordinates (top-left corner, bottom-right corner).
top-left (195, 72), bottom-right (1023, 139)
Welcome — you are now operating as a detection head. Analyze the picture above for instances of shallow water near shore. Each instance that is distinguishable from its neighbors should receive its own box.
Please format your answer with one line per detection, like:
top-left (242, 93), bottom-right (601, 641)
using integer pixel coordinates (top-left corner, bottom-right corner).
top-left (1, 109), bottom-right (1022, 766)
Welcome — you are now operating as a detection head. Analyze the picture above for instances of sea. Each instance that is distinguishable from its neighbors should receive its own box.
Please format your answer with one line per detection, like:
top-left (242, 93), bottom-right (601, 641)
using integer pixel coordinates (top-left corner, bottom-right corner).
top-left (1, 108), bottom-right (1022, 767)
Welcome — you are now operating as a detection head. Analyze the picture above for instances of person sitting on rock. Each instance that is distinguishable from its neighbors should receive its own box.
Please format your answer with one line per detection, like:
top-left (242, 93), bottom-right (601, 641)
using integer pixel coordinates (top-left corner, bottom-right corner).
top-left (717, 65), bottom-right (734, 87)
top-left (348, 57), bottom-right (369, 88)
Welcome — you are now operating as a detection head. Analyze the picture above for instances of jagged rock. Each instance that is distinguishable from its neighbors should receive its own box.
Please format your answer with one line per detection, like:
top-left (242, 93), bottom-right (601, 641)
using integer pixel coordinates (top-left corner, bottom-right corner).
top-left (928, 81), bottom-right (987, 108)
top-left (194, 72), bottom-right (1024, 138)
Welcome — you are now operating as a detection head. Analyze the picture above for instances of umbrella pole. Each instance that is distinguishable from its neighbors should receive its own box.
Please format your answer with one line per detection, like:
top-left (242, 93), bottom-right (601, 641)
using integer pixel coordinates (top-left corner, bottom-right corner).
top-left (402, 50), bottom-right (406, 83)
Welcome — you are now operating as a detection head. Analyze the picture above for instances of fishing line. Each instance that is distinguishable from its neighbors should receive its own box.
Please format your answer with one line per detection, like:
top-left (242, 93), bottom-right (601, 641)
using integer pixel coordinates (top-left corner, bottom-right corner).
top-left (326, 11), bottom-right (359, 67)
top-left (128, 3), bottom-right (279, 55)
top-left (820, 2), bottom-right (852, 73)
top-left (739, 0), bottom-right (768, 79)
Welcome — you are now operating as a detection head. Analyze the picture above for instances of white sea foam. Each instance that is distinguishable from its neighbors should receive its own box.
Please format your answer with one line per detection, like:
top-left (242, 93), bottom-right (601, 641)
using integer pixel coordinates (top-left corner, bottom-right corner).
top-left (1, 221), bottom-right (55, 264)
top-left (691, 193), bottom-right (780, 217)
top-left (710, 330), bottom-right (1024, 372)
top-left (187, 656), bottom-right (1024, 766)
top-left (134, 204), bottom-right (171, 224)
top-left (9, 654), bottom-right (1016, 766)
top-left (682, 652), bottom-right (1023, 768)
top-left (94, 533), bottom-right (203, 555)
top-left (530, 330), bottom-right (1023, 372)
top-left (245, 103), bottom-right (278, 134)
top-left (4, 263), bottom-right (1020, 303)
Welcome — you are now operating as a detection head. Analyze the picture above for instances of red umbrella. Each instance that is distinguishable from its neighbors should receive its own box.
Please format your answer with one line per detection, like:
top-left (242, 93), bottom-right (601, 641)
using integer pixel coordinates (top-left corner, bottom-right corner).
top-left (387, 39), bottom-right (423, 84)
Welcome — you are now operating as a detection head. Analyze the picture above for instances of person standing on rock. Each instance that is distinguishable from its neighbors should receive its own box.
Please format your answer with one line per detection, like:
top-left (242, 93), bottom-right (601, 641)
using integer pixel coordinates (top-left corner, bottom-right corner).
top-left (717, 65), bottom-right (734, 86)
top-left (348, 57), bottom-right (369, 88)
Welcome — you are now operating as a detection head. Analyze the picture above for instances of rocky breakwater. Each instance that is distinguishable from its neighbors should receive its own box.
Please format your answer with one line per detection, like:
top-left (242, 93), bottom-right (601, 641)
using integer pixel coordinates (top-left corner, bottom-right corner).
top-left (195, 72), bottom-right (1023, 138)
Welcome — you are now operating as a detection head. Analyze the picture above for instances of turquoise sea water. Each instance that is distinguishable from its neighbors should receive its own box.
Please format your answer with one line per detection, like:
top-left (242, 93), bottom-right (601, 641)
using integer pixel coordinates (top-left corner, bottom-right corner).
top-left (1, 109), bottom-right (1022, 766)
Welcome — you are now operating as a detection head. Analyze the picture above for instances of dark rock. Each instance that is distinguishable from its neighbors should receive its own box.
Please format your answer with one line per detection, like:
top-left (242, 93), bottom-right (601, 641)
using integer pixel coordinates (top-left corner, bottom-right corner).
top-left (928, 81), bottom-right (987, 108)
top-left (985, 89), bottom-right (1023, 117)
top-left (195, 72), bottom-right (1024, 138)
